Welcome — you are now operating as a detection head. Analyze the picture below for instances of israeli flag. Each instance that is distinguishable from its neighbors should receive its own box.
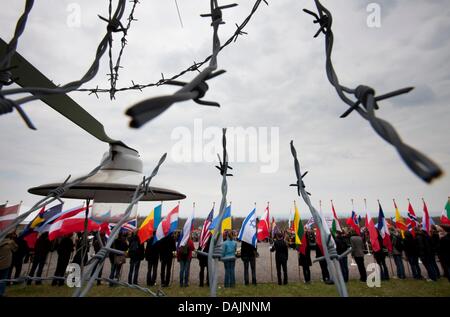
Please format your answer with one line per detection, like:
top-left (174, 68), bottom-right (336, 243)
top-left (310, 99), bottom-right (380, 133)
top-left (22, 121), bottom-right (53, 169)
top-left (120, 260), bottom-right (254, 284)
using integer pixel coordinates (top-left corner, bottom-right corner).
top-left (238, 208), bottom-right (257, 247)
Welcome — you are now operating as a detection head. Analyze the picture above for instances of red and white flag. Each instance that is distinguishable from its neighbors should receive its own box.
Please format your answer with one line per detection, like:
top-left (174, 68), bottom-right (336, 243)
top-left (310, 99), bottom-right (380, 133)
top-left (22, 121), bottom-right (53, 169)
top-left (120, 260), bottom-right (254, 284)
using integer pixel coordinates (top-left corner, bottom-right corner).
top-left (48, 208), bottom-right (100, 240)
top-left (0, 203), bottom-right (21, 231)
top-left (257, 204), bottom-right (270, 241)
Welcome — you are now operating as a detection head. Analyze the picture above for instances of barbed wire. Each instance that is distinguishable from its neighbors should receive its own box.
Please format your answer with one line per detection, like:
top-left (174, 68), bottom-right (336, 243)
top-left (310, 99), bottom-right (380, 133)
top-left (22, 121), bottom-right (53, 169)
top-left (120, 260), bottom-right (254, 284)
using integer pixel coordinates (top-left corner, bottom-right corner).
top-left (105, 0), bottom-right (140, 100)
top-left (289, 140), bottom-right (348, 297)
top-left (124, 0), bottom-right (239, 128)
top-left (0, 151), bottom-right (113, 244)
top-left (302, 0), bottom-right (443, 183)
top-left (208, 127), bottom-right (233, 297)
top-left (0, 0), bottom-right (127, 129)
top-left (72, 152), bottom-right (167, 297)
top-left (76, 0), bottom-right (268, 97)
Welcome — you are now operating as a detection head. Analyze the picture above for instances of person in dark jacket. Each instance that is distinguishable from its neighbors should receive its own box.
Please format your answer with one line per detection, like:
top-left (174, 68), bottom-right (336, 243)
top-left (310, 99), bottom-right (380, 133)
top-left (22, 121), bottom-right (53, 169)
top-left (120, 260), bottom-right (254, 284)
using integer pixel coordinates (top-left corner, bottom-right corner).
top-left (109, 233), bottom-right (129, 286)
top-left (197, 238), bottom-right (210, 287)
top-left (159, 233), bottom-right (176, 287)
top-left (373, 229), bottom-right (389, 280)
top-left (270, 232), bottom-right (288, 285)
top-left (416, 228), bottom-right (438, 281)
top-left (72, 233), bottom-right (89, 267)
top-left (315, 230), bottom-right (333, 284)
top-left (145, 233), bottom-right (160, 286)
top-left (350, 230), bottom-right (367, 282)
top-left (298, 230), bottom-right (312, 283)
top-left (128, 232), bottom-right (145, 285)
top-left (391, 228), bottom-right (406, 279)
top-left (437, 225), bottom-right (450, 282)
top-left (27, 232), bottom-right (51, 285)
top-left (240, 241), bottom-right (257, 285)
top-left (8, 233), bottom-right (29, 284)
top-left (335, 230), bottom-right (349, 282)
top-left (177, 236), bottom-right (195, 287)
top-left (52, 235), bottom-right (74, 286)
top-left (404, 230), bottom-right (422, 279)
top-left (92, 232), bottom-right (107, 285)
top-left (430, 226), bottom-right (442, 279)
top-left (0, 233), bottom-right (18, 296)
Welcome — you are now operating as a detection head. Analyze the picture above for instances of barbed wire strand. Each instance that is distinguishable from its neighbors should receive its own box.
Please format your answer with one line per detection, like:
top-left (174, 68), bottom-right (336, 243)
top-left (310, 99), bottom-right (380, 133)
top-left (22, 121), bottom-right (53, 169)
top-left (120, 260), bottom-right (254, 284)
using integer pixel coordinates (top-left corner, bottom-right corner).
top-left (0, 0), bottom-right (127, 129)
top-left (124, 0), bottom-right (238, 129)
top-left (302, 0), bottom-right (442, 183)
top-left (107, 0), bottom-right (140, 99)
top-left (289, 140), bottom-right (348, 297)
top-left (0, 152), bottom-right (113, 244)
top-left (77, 0), bottom-right (268, 96)
top-left (72, 152), bottom-right (167, 297)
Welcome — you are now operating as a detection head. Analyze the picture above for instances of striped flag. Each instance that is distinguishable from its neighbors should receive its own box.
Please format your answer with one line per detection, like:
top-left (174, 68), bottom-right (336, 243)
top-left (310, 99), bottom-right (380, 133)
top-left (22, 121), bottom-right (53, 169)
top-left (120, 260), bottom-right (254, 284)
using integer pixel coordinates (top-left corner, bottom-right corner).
top-left (199, 207), bottom-right (214, 250)
top-left (178, 206), bottom-right (194, 247)
top-left (393, 199), bottom-right (407, 238)
top-left (377, 202), bottom-right (392, 252)
top-left (257, 204), bottom-right (270, 241)
top-left (441, 198), bottom-right (450, 225)
top-left (331, 200), bottom-right (342, 236)
top-left (407, 201), bottom-right (419, 235)
top-left (0, 203), bottom-right (21, 231)
top-left (422, 199), bottom-right (431, 235)
top-left (154, 204), bottom-right (179, 243)
top-left (238, 208), bottom-right (257, 247)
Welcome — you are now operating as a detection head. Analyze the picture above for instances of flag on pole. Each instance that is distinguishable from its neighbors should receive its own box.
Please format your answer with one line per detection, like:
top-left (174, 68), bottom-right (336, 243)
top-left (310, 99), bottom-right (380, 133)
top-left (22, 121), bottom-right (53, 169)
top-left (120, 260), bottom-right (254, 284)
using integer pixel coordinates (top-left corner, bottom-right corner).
top-left (209, 204), bottom-right (231, 234)
top-left (293, 202), bottom-right (305, 250)
top-left (377, 202), bottom-right (392, 252)
top-left (366, 207), bottom-right (381, 253)
top-left (393, 199), bottom-right (407, 238)
top-left (441, 198), bottom-right (450, 225)
top-left (331, 200), bottom-right (342, 236)
top-left (422, 199), bottom-right (431, 235)
top-left (407, 201), bottom-right (419, 236)
top-left (257, 204), bottom-right (270, 241)
top-left (199, 207), bottom-right (214, 250)
top-left (137, 204), bottom-right (161, 243)
top-left (346, 210), bottom-right (361, 235)
top-left (238, 208), bottom-right (257, 247)
top-left (0, 203), bottom-right (21, 231)
top-left (271, 217), bottom-right (279, 237)
top-left (154, 204), bottom-right (179, 243)
top-left (48, 209), bottom-right (100, 240)
top-left (178, 205), bottom-right (194, 247)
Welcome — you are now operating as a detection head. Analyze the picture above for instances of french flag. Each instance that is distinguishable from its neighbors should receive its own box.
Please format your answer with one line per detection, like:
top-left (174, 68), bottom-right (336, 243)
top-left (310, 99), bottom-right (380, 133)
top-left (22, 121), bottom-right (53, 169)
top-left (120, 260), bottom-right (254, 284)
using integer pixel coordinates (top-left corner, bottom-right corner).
top-left (377, 202), bottom-right (392, 252)
top-left (154, 204), bottom-right (179, 243)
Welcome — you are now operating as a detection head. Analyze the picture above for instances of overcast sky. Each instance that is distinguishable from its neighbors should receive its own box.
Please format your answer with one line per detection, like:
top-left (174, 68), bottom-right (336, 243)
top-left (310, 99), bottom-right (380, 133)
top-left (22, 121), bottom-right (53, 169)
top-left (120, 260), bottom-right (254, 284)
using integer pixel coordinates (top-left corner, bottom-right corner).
top-left (1, 0), bottom-right (449, 222)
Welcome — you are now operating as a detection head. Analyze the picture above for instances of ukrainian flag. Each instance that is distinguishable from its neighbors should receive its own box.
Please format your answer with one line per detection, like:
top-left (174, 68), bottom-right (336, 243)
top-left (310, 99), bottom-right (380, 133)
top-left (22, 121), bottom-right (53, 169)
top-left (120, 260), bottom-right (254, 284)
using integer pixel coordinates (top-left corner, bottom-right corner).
top-left (209, 205), bottom-right (231, 234)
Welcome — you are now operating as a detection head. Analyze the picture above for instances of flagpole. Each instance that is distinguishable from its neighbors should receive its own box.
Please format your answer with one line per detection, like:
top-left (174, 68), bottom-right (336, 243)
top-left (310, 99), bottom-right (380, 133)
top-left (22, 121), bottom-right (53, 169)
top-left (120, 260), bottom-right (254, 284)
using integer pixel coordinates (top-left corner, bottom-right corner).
top-left (81, 198), bottom-right (90, 277)
top-left (364, 198), bottom-right (372, 257)
top-left (351, 199), bottom-right (354, 211)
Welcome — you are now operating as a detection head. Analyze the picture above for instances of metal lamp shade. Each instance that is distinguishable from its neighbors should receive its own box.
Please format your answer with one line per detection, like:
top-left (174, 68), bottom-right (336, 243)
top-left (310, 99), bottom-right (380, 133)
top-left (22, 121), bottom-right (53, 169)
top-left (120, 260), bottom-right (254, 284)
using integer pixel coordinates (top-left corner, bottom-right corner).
top-left (28, 145), bottom-right (186, 222)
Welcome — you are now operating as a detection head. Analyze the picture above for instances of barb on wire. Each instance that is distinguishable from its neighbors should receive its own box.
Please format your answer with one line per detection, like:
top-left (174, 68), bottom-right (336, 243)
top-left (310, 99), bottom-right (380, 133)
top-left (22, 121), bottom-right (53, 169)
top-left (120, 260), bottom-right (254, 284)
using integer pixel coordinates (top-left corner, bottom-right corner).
top-left (290, 140), bottom-right (348, 297)
top-left (73, 153), bottom-right (167, 297)
top-left (78, 0), bottom-right (267, 96)
top-left (125, 1), bottom-right (238, 128)
top-left (302, 0), bottom-right (442, 183)
top-left (0, 0), bottom-right (127, 129)
top-left (105, 0), bottom-right (140, 99)
top-left (0, 151), bottom-right (113, 244)
top-left (207, 128), bottom-right (233, 297)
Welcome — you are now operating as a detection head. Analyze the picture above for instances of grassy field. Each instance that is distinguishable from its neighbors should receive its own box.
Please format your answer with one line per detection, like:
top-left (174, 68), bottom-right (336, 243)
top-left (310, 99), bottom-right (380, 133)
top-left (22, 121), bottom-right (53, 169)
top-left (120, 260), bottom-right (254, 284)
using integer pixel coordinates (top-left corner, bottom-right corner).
top-left (5, 279), bottom-right (450, 297)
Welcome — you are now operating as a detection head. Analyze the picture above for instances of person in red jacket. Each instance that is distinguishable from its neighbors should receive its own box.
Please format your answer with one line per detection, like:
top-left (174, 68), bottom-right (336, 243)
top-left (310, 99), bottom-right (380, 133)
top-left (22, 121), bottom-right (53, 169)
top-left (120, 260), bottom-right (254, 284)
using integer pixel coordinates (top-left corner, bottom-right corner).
top-left (177, 236), bottom-right (195, 287)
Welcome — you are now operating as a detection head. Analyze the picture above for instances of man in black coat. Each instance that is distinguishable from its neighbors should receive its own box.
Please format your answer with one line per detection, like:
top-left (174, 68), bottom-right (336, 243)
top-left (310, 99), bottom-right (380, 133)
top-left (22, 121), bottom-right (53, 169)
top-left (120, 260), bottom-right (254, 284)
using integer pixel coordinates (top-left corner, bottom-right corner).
top-left (159, 233), bottom-right (176, 287)
top-left (8, 233), bottom-right (29, 284)
top-left (27, 232), bottom-right (51, 285)
top-left (373, 230), bottom-right (389, 281)
top-left (127, 232), bottom-right (145, 285)
top-left (270, 232), bottom-right (288, 285)
top-left (52, 235), bottom-right (74, 286)
top-left (145, 233), bottom-right (160, 286)
top-left (335, 231), bottom-right (349, 282)
top-left (197, 238), bottom-right (210, 287)
top-left (92, 232), bottom-right (107, 285)
top-left (240, 241), bottom-right (257, 285)
top-left (298, 230), bottom-right (312, 283)
top-left (437, 225), bottom-right (450, 282)
top-left (404, 230), bottom-right (422, 279)
top-left (416, 228), bottom-right (438, 281)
